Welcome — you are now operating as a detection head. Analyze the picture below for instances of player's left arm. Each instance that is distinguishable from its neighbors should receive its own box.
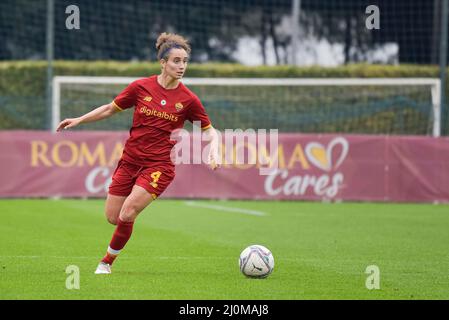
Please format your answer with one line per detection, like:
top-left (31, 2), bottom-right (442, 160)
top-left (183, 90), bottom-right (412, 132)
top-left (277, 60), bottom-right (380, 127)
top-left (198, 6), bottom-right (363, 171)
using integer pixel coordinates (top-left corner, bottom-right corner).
top-left (188, 96), bottom-right (220, 170)
top-left (202, 126), bottom-right (220, 170)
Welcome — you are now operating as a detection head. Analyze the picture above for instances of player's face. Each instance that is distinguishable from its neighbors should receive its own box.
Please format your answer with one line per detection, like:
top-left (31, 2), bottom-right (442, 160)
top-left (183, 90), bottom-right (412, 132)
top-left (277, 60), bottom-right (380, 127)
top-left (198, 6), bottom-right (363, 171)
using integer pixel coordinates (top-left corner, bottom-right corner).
top-left (162, 48), bottom-right (189, 80)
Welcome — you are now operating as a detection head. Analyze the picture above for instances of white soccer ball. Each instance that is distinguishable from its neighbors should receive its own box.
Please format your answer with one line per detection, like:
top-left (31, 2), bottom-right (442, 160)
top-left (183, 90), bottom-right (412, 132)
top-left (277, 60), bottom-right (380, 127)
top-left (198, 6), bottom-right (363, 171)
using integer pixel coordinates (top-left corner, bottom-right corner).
top-left (239, 244), bottom-right (274, 278)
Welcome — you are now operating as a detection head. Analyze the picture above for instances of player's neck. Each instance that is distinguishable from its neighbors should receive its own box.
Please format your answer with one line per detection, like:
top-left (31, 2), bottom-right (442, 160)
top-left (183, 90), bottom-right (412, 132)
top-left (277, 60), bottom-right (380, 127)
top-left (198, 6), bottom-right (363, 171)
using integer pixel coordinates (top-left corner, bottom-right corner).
top-left (157, 74), bottom-right (180, 90)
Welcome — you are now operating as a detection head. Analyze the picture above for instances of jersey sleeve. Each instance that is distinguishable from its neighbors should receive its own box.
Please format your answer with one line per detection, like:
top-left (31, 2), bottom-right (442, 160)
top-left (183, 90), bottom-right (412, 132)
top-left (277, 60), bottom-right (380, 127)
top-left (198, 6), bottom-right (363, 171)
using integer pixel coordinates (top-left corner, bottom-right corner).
top-left (187, 96), bottom-right (212, 130)
top-left (112, 81), bottom-right (138, 111)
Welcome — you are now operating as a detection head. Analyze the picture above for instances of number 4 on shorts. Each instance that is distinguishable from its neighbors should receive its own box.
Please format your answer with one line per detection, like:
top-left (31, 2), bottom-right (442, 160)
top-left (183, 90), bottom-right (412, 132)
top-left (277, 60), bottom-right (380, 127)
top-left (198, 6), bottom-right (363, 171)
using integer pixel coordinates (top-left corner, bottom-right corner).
top-left (150, 171), bottom-right (162, 188)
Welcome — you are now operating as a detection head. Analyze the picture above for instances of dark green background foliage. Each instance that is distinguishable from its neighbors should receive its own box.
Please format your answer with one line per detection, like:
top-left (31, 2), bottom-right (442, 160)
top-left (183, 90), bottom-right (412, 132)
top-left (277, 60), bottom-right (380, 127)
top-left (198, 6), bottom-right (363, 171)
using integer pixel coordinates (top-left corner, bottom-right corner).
top-left (0, 61), bottom-right (445, 134)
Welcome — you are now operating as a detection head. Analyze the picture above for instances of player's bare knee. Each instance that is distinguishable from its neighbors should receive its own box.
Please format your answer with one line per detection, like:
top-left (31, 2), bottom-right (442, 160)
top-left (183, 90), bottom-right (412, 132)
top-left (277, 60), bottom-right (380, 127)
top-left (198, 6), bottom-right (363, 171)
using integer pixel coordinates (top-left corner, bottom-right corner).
top-left (106, 214), bottom-right (118, 225)
top-left (119, 204), bottom-right (140, 222)
top-left (104, 207), bottom-right (119, 225)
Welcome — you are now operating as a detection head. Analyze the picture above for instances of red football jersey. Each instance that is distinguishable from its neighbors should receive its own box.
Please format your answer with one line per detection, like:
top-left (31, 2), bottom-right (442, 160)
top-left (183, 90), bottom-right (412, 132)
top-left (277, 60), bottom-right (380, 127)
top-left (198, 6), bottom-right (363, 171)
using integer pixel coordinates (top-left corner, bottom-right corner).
top-left (113, 75), bottom-right (212, 166)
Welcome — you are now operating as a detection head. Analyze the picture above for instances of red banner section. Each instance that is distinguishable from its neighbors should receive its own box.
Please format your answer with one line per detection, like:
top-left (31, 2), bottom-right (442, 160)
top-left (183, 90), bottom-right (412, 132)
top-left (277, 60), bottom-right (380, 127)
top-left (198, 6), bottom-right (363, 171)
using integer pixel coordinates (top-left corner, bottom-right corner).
top-left (1, 131), bottom-right (449, 203)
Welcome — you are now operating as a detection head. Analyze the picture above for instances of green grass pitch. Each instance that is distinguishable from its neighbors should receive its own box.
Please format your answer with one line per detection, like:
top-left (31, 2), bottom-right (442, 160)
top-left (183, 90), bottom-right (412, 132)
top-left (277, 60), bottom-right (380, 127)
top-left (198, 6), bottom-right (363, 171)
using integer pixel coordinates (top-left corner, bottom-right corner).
top-left (0, 199), bottom-right (448, 299)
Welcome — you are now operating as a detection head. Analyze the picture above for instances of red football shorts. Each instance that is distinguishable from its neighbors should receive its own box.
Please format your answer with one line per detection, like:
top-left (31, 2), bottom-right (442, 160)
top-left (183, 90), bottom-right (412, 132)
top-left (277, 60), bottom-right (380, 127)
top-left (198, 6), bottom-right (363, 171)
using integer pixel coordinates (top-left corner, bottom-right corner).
top-left (108, 159), bottom-right (175, 199)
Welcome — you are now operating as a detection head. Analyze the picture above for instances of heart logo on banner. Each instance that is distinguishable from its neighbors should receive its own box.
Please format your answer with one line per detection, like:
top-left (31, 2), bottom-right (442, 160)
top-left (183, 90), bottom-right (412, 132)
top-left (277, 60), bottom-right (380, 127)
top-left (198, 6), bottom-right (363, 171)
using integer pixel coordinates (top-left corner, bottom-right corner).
top-left (305, 137), bottom-right (349, 171)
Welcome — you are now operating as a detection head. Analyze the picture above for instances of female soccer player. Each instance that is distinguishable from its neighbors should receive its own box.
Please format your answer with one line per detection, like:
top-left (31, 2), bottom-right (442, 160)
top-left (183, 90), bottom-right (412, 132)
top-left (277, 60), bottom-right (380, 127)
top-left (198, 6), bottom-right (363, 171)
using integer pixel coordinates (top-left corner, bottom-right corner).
top-left (56, 33), bottom-right (219, 274)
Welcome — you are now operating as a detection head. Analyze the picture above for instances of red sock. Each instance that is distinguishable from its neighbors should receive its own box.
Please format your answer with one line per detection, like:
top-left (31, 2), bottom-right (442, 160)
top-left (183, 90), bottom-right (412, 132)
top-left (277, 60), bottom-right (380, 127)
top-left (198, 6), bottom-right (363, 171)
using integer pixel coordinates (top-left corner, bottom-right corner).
top-left (101, 218), bottom-right (134, 265)
top-left (109, 218), bottom-right (134, 250)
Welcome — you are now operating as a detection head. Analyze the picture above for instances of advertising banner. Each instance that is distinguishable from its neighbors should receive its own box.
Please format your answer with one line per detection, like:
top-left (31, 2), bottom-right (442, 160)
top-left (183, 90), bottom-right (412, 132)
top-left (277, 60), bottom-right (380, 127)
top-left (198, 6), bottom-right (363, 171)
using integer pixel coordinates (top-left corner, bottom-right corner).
top-left (1, 131), bottom-right (448, 203)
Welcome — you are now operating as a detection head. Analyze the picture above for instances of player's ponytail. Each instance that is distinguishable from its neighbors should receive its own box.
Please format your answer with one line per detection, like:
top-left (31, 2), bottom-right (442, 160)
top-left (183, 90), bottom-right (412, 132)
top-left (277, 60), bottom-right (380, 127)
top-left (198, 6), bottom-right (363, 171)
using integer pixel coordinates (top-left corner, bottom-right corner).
top-left (156, 32), bottom-right (191, 60)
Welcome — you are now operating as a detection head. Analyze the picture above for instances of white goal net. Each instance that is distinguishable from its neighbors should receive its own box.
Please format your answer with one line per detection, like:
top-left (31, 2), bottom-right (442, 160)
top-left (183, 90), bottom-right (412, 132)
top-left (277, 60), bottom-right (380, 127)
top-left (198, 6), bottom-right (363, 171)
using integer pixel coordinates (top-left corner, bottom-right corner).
top-left (52, 76), bottom-right (441, 136)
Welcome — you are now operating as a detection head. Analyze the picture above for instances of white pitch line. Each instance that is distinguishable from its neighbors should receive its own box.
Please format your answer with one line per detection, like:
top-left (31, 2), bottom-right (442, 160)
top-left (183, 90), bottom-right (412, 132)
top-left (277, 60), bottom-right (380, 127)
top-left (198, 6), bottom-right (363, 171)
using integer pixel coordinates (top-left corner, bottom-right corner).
top-left (184, 201), bottom-right (267, 216)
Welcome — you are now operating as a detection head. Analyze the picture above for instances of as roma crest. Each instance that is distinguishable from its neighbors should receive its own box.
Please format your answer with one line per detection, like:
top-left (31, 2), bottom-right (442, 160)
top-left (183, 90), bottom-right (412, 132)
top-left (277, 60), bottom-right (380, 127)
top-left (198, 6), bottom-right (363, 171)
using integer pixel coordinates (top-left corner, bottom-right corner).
top-left (175, 102), bottom-right (184, 111)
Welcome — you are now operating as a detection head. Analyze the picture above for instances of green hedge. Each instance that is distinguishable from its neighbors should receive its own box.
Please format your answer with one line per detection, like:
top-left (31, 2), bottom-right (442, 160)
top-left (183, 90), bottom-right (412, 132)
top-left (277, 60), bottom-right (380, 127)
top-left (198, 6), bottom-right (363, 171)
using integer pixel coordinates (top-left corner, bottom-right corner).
top-left (0, 61), bottom-right (445, 132)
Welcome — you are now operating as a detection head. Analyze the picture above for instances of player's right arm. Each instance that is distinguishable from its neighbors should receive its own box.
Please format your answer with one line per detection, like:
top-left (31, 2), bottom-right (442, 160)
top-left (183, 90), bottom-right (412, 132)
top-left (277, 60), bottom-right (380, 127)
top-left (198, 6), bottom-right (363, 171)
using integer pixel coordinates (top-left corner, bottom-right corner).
top-left (56, 102), bottom-right (120, 132)
top-left (57, 80), bottom-right (138, 132)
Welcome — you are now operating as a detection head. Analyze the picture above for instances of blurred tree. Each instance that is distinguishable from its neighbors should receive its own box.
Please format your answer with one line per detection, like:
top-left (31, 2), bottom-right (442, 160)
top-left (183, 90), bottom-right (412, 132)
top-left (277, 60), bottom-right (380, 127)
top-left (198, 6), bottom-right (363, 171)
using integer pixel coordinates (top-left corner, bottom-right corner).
top-left (0, 0), bottom-right (442, 65)
top-left (0, 0), bottom-right (46, 59)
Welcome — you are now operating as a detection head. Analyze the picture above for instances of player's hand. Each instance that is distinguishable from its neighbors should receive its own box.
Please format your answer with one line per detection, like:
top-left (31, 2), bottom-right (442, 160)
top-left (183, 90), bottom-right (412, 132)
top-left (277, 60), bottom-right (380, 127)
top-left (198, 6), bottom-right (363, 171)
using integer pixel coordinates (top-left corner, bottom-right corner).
top-left (56, 118), bottom-right (82, 132)
top-left (208, 150), bottom-right (220, 171)
top-left (209, 159), bottom-right (219, 170)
